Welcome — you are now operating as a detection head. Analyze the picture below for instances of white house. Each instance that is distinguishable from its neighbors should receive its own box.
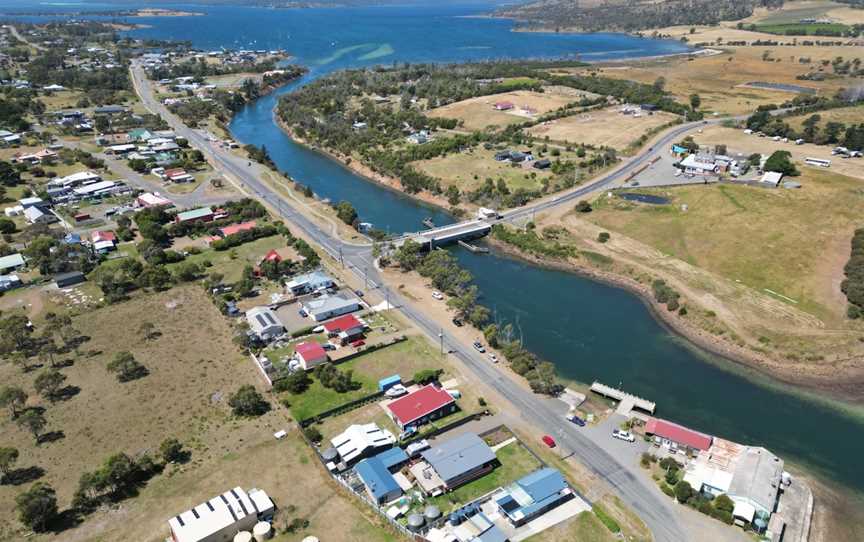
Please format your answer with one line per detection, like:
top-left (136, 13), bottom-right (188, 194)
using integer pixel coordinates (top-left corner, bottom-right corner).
top-left (24, 206), bottom-right (53, 224)
top-left (245, 306), bottom-right (285, 341)
top-left (330, 422), bottom-right (396, 465)
top-left (294, 341), bottom-right (328, 370)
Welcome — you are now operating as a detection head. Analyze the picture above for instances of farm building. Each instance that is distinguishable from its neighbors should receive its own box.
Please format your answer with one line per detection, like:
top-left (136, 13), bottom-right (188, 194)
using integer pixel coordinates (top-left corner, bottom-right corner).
top-left (331, 422), bottom-right (396, 466)
top-left (302, 293), bottom-right (360, 322)
top-left (493, 468), bottom-right (574, 526)
top-left (245, 306), bottom-right (285, 341)
top-left (295, 341), bottom-right (328, 370)
top-left (421, 433), bottom-right (497, 490)
top-left (386, 384), bottom-right (457, 430)
top-left (167, 486), bottom-right (274, 542)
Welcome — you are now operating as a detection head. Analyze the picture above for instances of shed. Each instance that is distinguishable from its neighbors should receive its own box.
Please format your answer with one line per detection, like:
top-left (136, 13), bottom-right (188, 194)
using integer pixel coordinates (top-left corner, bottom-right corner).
top-left (356, 457), bottom-right (402, 504)
top-left (54, 271), bottom-right (86, 288)
top-left (533, 159), bottom-right (551, 170)
top-left (0, 253), bottom-right (25, 273)
top-left (378, 375), bottom-right (402, 392)
top-left (303, 294), bottom-right (360, 322)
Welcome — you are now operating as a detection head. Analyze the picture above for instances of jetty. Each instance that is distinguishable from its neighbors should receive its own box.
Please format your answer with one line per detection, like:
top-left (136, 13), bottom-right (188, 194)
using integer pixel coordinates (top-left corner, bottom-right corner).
top-left (590, 381), bottom-right (656, 417)
top-left (458, 239), bottom-right (489, 253)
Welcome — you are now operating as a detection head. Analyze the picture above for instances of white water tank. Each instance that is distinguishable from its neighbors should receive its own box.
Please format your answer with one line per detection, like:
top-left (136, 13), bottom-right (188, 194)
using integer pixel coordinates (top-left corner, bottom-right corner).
top-left (302, 537), bottom-right (320, 542)
top-left (253, 522), bottom-right (273, 541)
top-left (234, 532), bottom-right (253, 542)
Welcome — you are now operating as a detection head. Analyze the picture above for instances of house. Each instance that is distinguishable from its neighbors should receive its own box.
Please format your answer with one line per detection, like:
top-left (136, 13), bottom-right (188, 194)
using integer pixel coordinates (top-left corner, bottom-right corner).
top-left (286, 270), bottom-right (335, 295)
top-left (72, 180), bottom-right (122, 200)
top-left (645, 417), bottom-right (713, 454)
top-left (680, 153), bottom-right (719, 175)
top-left (24, 206), bottom-right (54, 224)
top-left (175, 207), bottom-right (214, 224)
top-left (50, 170), bottom-right (101, 188)
top-left (493, 468), bottom-right (574, 526)
top-left (94, 105), bottom-right (127, 115)
top-left (421, 433), bottom-right (497, 490)
top-left (533, 159), bottom-right (551, 170)
top-left (0, 253), bottom-right (25, 273)
top-left (220, 220), bottom-right (257, 237)
top-left (294, 341), bottom-right (328, 370)
top-left (165, 168), bottom-right (194, 183)
top-left (127, 128), bottom-right (154, 142)
top-left (245, 306), bottom-right (284, 341)
top-left (91, 230), bottom-right (117, 245)
top-left (261, 249), bottom-right (282, 264)
top-left (137, 192), bottom-right (172, 208)
top-left (386, 384), bottom-right (457, 430)
top-left (108, 143), bottom-right (136, 155)
top-left (0, 274), bottom-right (21, 292)
top-left (167, 487), bottom-right (274, 542)
top-left (407, 130), bottom-right (430, 145)
top-left (493, 101), bottom-right (514, 111)
top-left (323, 314), bottom-right (365, 345)
top-left (54, 271), bottom-right (86, 288)
top-left (13, 149), bottom-right (57, 164)
top-left (356, 455), bottom-right (403, 504)
top-left (330, 422), bottom-right (396, 466)
top-left (302, 293), bottom-right (360, 322)
top-left (759, 171), bottom-right (784, 187)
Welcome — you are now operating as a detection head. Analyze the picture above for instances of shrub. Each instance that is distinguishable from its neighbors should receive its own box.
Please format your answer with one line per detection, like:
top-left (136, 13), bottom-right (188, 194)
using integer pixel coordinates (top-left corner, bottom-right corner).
top-left (574, 200), bottom-right (593, 213)
top-left (660, 483), bottom-right (675, 497)
top-left (413, 368), bottom-right (443, 385)
top-left (674, 480), bottom-right (693, 503)
top-left (597, 231), bottom-right (610, 243)
top-left (228, 385), bottom-right (270, 417)
top-left (304, 426), bottom-right (322, 443)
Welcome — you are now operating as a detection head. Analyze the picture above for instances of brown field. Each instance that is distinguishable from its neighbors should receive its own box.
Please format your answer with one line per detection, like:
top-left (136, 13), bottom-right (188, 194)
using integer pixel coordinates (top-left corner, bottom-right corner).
top-left (693, 125), bottom-right (864, 181)
top-left (590, 44), bottom-right (855, 115)
top-left (412, 146), bottom-right (555, 193)
top-left (427, 90), bottom-right (577, 131)
top-left (785, 104), bottom-right (864, 130)
top-left (0, 286), bottom-right (393, 542)
top-left (526, 107), bottom-right (677, 151)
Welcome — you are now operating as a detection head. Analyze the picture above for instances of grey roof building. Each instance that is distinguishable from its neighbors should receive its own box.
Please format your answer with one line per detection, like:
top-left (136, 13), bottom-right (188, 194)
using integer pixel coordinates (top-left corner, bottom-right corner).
top-left (245, 306), bottom-right (285, 341)
top-left (728, 447), bottom-right (784, 526)
top-left (421, 433), bottom-right (497, 490)
top-left (303, 293), bottom-right (360, 322)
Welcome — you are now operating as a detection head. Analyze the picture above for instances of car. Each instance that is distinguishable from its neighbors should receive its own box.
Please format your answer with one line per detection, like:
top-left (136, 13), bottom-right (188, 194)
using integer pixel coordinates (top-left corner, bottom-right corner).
top-left (321, 343), bottom-right (336, 351)
top-left (431, 291), bottom-right (444, 300)
top-left (298, 309), bottom-right (308, 317)
top-left (354, 289), bottom-right (364, 297)
top-left (612, 429), bottom-right (635, 443)
top-left (350, 339), bottom-right (366, 348)
top-left (542, 435), bottom-right (556, 448)
top-left (473, 341), bottom-right (485, 353)
top-left (488, 353), bottom-right (498, 363)
top-left (566, 413), bottom-right (586, 426)
top-left (452, 318), bottom-right (463, 327)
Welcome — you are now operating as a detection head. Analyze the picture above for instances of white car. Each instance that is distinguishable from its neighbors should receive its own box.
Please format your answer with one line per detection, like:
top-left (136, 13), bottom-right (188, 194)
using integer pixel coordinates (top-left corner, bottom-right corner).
top-left (612, 429), bottom-right (635, 443)
top-left (488, 354), bottom-right (498, 363)
top-left (431, 291), bottom-right (444, 300)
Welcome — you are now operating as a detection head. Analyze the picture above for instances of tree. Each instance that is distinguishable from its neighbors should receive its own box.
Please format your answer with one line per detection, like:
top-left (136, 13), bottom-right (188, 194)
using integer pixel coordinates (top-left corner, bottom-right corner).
top-left (273, 370), bottom-right (312, 394)
top-left (0, 160), bottom-right (20, 187)
top-left (228, 385), bottom-right (270, 417)
top-left (17, 410), bottom-right (46, 443)
top-left (106, 351), bottom-right (149, 382)
top-left (689, 93), bottom-right (701, 110)
top-left (0, 217), bottom-right (15, 234)
top-left (15, 482), bottom-right (58, 532)
top-left (139, 321), bottom-right (158, 341)
top-left (0, 446), bottom-right (19, 477)
top-left (159, 438), bottom-right (186, 463)
top-left (674, 480), bottom-right (693, 503)
top-left (335, 200), bottom-right (358, 226)
top-left (0, 386), bottom-right (27, 418)
top-left (0, 314), bottom-right (33, 355)
top-left (34, 370), bottom-right (66, 402)
top-left (714, 494), bottom-right (734, 513)
top-left (574, 200), bottom-right (592, 213)
top-left (763, 150), bottom-right (799, 176)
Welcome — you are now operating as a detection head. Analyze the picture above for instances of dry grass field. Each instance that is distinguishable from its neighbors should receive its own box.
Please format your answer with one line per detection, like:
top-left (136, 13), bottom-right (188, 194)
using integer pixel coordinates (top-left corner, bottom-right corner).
top-left (741, 0), bottom-right (864, 26)
top-left (0, 286), bottom-right (393, 542)
top-left (526, 107), bottom-right (677, 151)
top-left (427, 89), bottom-right (577, 131)
top-left (693, 125), bottom-right (864, 181)
top-left (785, 104), bottom-right (864, 130)
top-left (412, 146), bottom-right (555, 193)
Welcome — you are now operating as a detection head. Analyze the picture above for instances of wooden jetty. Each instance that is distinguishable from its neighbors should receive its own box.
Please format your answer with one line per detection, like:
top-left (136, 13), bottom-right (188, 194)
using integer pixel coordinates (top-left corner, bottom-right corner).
top-left (458, 240), bottom-right (489, 253)
top-left (590, 381), bottom-right (656, 415)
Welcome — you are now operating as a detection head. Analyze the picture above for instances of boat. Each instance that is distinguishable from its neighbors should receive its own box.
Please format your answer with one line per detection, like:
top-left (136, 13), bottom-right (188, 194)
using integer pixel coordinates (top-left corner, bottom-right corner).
top-left (422, 217), bottom-right (435, 228)
top-left (385, 384), bottom-right (408, 398)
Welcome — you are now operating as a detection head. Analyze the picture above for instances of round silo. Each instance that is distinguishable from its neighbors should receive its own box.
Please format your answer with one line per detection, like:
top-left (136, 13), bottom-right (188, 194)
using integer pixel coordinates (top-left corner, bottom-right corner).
top-left (233, 531), bottom-right (253, 542)
top-left (424, 505), bottom-right (441, 521)
top-left (407, 513), bottom-right (426, 531)
top-left (252, 521), bottom-right (273, 541)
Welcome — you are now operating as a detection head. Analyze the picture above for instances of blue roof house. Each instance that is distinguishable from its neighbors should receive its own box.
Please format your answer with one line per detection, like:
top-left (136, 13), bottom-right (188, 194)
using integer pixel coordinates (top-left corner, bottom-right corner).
top-left (356, 456), bottom-right (402, 504)
top-left (494, 468), bottom-right (574, 526)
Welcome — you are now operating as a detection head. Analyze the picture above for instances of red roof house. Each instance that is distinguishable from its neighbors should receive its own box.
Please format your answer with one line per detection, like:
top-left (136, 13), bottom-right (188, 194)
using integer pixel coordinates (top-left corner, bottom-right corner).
top-left (386, 385), bottom-right (457, 429)
top-left (493, 101), bottom-right (514, 111)
top-left (91, 230), bottom-right (117, 244)
top-left (262, 249), bottom-right (282, 263)
top-left (323, 314), bottom-right (363, 335)
top-left (645, 418), bottom-right (712, 451)
top-left (220, 220), bottom-right (257, 237)
top-left (295, 341), bottom-right (328, 371)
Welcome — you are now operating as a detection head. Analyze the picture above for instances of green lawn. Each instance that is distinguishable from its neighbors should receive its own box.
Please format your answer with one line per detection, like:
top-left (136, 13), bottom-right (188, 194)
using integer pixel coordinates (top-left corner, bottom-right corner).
top-left (752, 22), bottom-right (850, 35)
top-left (428, 441), bottom-right (543, 513)
top-left (168, 235), bottom-right (287, 282)
top-left (523, 511), bottom-right (616, 542)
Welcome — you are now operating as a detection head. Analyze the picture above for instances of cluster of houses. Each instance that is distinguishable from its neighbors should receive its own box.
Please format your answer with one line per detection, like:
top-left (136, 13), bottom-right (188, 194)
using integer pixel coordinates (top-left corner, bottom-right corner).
top-left (671, 146), bottom-right (749, 178)
top-left (494, 149), bottom-right (551, 170)
top-left (98, 128), bottom-right (184, 166)
top-left (644, 416), bottom-right (789, 536)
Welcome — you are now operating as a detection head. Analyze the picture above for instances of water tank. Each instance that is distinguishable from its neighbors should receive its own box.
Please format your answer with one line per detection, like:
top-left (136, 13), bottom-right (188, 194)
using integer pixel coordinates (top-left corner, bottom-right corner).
top-left (424, 505), bottom-right (441, 521)
top-left (321, 447), bottom-right (339, 462)
top-left (301, 537), bottom-right (319, 542)
top-left (407, 513), bottom-right (425, 531)
top-left (252, 521), bottom-right (272, 541)
top-left (233, 532), bottom-right (253, 542)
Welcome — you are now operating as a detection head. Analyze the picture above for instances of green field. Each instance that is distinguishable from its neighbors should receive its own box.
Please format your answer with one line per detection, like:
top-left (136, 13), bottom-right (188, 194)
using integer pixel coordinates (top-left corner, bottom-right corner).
top-left (752, 22), bottom-right (850, 35)
top-left (168, 235), bottom-right (287, 282)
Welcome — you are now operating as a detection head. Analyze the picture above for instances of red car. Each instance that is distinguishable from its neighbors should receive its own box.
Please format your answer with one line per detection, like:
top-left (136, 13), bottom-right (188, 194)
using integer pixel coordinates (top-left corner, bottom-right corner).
top-left (350, 339), bottom-right (366, 348)
top-left (542, 435), bottom-right (556, 448)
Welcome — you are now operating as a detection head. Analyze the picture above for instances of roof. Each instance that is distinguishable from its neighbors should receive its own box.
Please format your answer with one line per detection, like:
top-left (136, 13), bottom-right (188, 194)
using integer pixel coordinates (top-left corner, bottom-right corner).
top-left (91, 230), bottom-right (116, 243)
top-left (728, 446), bottom-right (783, 513)
top-left (245, 306), bottom-right (283, 333)
top-left (54, 270), bottom-right (84, 282)
top-left (421, 433), bottom-right (495, 484)
top-left (0, 253), bottom-right (25, 270)
top-left (388, 385), bottom-right (456, 427)
top-left (303, 294), bottom-right (359, 316)
top-left (220, 220), bottom-right (257, 237)
top-left (331, 423), bottom-right (396, 464)
top-left (645, 418), bottom-right (712, 451)
top-left (137, 192), bottom-right (172, 207)
top-left (168, 487), bottom-right (260, 542)
top-left (322, 314), bottom-right (363, 334)
top-left (287, 270), bottom-right (333, 289)
top-left (263, 249), bottom-right (282, 262)
top-left (24, 206), bottom-right (45, 221)
top-left (176, 207), bottom-right (213, 222)
top-left (59, 170), bottom-right (100, 184)
top-left (295, 341), bottom-right (326, 362)
top-left (356, 457), bottom-right (401, 501)
top-left (760, 171), bottom-right (784, 185)
top-left (73, 180), bottom-right (117, 195)
top-left (495, 468), bottom-right (571, 522)
top-left (374, 447), bottom-right (409, 470)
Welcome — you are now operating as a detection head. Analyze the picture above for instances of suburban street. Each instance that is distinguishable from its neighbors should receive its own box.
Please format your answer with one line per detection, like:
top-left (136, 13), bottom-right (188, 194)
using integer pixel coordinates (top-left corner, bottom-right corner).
top-left (128, 60), bottom-right (751, 541)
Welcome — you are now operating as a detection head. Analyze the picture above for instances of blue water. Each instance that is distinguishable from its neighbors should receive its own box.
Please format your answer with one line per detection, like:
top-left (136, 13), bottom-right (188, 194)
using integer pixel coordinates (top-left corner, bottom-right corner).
top-left (6, 1), bottom-right (864, 494)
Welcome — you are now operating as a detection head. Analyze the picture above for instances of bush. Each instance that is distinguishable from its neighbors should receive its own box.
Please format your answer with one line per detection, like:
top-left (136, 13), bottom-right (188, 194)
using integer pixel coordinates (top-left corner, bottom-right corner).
top-left (597, 231), bottom-right (610, 243)
top-left (574, 200), bottom-right (593, 213)
top-left (413, 368), bottom-right (443, 385)
top-left (228, 385), bottom-right (270, 417)
top-left (303, 426), bottom-right (322, 443)
top-left (660, 483), bottom-right (675, 497)
top-left (674, 480), bottom-right (693, 503)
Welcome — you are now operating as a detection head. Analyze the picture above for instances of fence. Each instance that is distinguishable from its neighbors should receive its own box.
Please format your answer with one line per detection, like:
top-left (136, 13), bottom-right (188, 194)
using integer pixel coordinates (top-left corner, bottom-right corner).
top-left (333, 474), bottom-right (424, 540)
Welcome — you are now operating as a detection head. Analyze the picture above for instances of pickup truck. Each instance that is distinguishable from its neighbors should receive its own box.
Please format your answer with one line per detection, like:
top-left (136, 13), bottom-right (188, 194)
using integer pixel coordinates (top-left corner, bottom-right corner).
top-left (566, 413), bottom-right (586, 427)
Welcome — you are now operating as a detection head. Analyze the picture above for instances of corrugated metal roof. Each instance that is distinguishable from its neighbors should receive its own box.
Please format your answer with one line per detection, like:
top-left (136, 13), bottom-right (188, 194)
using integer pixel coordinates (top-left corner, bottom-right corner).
top-left (421, 433), bottom-right (495, 484)
top-left (356, 457), bottom-right (401, 501)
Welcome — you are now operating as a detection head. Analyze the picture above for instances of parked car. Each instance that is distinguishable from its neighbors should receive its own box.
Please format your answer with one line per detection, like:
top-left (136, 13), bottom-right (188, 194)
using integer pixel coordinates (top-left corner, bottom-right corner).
top-left (431, 291), bottom-right (444, 300)
top-left (473, 341), bottom-right (485, 353)
top-left (298, 309), bottom-right (308, 317)
top-left (488, 353), bottom-right (498, 363)
top-left (322, 343), bottom-right (336, 351)
top-left (452, 318), bottom-right (463, 327)
top-left (566, 413), bottom-right (586, 427)
top-left (354, 289), bottom-right (364, 297)
top-left (350, 339), bottom-right (366, 348)
top-left (542, 435), bottom-right (556, 448)
top-left (612, 429), bottom-right (635, 443)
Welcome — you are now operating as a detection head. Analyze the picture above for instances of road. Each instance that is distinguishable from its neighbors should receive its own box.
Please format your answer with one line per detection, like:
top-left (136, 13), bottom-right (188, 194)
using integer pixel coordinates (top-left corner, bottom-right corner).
top-left (131, 60), bottom-right (693, 540)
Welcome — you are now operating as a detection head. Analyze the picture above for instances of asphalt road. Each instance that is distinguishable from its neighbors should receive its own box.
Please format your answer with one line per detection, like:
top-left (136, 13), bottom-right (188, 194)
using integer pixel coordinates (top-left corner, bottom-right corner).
top-left (131, 61), bottom-right (694, 540)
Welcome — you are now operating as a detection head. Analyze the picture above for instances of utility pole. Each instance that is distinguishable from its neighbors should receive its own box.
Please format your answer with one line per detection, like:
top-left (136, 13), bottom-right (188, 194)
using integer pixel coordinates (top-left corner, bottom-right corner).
top-left (363, 265), bottom-right (368, 290)
top-left (438, 328), bottom-right (444, 355)
top-left (339, 246), bottom-right (344, 268)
